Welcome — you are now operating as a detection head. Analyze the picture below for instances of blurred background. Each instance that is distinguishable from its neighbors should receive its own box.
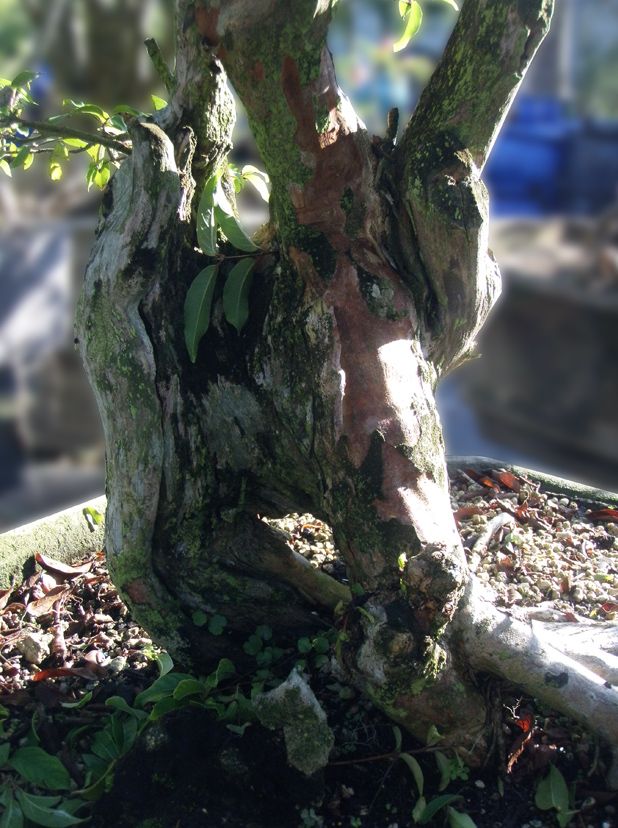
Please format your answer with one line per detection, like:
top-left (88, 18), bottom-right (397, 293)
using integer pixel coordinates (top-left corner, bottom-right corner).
top-left (0, 0), bottom-right (617, 531)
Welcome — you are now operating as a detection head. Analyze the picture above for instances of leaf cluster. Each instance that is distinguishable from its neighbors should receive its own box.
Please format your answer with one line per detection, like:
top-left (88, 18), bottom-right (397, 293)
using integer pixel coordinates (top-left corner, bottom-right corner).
top-left (0, 71), bottom-right (134, 188)
top-left (185, 167), bottom-right (270, 362)
top-left (0, 735), bottom-right (88, 827)
top-left (391, 725), bottom-right (477, 827)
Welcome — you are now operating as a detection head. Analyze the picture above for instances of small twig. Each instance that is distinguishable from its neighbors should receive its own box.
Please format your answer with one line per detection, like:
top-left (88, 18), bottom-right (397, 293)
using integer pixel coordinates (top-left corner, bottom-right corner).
top-left (145, 38), bottom-right (176, 95)
top-left (329, 745), bottom-right (441, 767)
top-left (471, 513), bottom-right (515, 560)
top-left (1, 115), bottom-right (130, 155)
top-left (498, 500), bottom-right (551, 532)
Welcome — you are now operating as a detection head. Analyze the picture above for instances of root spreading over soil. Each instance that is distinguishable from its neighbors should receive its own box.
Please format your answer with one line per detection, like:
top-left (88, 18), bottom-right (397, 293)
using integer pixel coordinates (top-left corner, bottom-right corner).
top-left (0, 467), bottom-right (616, 827)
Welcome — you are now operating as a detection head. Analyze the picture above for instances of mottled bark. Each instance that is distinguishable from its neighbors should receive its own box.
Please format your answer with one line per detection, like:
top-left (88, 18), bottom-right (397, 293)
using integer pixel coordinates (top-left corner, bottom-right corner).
top-left (77, 0), bottom-right (618, 780)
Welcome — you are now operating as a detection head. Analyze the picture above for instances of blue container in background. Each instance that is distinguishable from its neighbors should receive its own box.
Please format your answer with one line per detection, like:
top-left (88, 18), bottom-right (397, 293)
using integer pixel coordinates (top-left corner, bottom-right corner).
top-left (485, 96), bottom-right (578, 216)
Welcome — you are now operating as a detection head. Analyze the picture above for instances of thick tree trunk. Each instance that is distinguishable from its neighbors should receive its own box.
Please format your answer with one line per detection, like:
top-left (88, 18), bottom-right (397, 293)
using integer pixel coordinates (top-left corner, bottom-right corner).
top-left (77, 0), bottom-right (618, 781)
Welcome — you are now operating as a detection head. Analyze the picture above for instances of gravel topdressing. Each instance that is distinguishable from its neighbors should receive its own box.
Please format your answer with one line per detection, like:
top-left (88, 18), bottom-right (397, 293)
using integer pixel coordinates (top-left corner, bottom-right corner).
top-left (269, 466), bottom-right (618, 623)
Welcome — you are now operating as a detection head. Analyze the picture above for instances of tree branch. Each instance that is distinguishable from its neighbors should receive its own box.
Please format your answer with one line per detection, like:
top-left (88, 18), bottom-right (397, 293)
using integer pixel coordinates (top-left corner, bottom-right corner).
top-left (457, 579), bottom-right (618, 788)
top-left (392, 1), bottom-right (554, 374)
top-left (3, 115), bottom-right (131, 155)
top-left (402, 0), bottom-right (554, 171)
top-left (145, 37), bottom-right (176, 96)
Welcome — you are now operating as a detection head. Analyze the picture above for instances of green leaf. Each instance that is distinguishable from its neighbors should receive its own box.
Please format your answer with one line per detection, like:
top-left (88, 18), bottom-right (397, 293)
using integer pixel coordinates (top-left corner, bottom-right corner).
top-left (398, 0), bottom-right (410, 16)
top-left (151, 95), bottom-right (167, 111)
top-left (243, 634), bottom-right (263, 656)
top-left (196, 177), bottom-right (218, 256)
top-left (557, 812), bottom-right (578, 828)
top-left (215, 210), bottom-right (258, 252)
top-left (61, 691), bottom-right (93, 710)
top-left (14, 790), bottom-right (85, 827)
top-left (400, 753), bottom-right (424, 797)
top-left (107, 114), bottom-right (127, 133)
top-left (104, 696), bottom-right (148, 720)
top-left (86, 144), bottom-right (103, 162)
top-left (435, 750), bottom-right (451, 791)
top-left (214, 183), bottom-right (258, 252)
top-left (440, 0), bottom-right (459, 9)
top-left (0, 742), bottom-right (11, 766)
top-left (82, 505), bottom-right (103, 525)
top-left (55, 800), bottom-right (87, 817)
top-left (412, 796), bottom-right (427, 824)
top-left (12, 146), bottom-right (33, 170)
top-left (297, 637), bottom-right (312, 654)
top-left (241, 165), bottom-right (270, 202)
top-left (222, 258), bottom-right (255, 333)
top-left (204, 658), bottom-right (235, 691)
top-left (76, 764), bottom-right (114, 801)
top-left (0, 794), bottom-right (23, 828)
top-left (49, 162), bottom-right (62, 182)
top-left (63, 101), bottom-right (108, 123)
top-left (312, 636), bottom-right (330, 655)
top-left (226, 723), bottom-right (251, 736)
top-left (535, 765), bottom-right (570, 814)
top-left (255, 649), bottom-right (273, 667)
top-left (111, 104), bottom-right (142, 117)
top-left (255, 625), bottom-right (272, 641)
top-left (134, 673), bottom-right (193, 708)
top-left (426, 724), bottom-right (442, 746)
top-left (62, 138), bottom-right (88, 149)
top-left (92, 162), bottom-right (110, 190)
top-left (113, 713), bottom-right (137, 756)
top-left (393, 0), bottom-right (422, 52)
top-left (418, 795), bottom-right (462, 825)
top-left (191, 610), bottom-right (208, 627)
top-left (90, 729), bottom-right (120, 762)
top-left (208, 614), bottom-right (228, 636)
top-left (447, 807), bottom-right (477, 828)
top-left (183, 264), bottom-right (219, 363)
top-left (149, 695), bottom-right (185, 721)
top-left (0, 160), bottom-right (12, 178)
top-left (172, 679), bottom-right (205, 701)
top-left (156, 652), bottom-right (174, 677)
top-left (12, 794), bottom-right (61, 809)
top-left (11, 71), bottom-right (38, 89)
top-left (9, 748), bottom-right (71, 791)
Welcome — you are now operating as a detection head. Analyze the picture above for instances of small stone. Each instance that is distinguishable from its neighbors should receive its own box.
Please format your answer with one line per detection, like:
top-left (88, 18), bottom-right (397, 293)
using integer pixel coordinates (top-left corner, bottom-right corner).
top-left (15, 633), bottom-right (52, 665)
top-left (106, 656), bottom-right (128, 674)
top-left (254, 668), bottom-right (334, 776)
top-left (571, 587), bottom-right (585, 602)
top-left (474, 779), bottom-right (486, 789)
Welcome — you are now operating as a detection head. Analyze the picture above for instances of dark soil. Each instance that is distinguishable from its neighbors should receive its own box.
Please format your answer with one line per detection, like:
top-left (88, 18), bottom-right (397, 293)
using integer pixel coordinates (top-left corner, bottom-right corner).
top-left (0, 468), bottom-right (617, 828)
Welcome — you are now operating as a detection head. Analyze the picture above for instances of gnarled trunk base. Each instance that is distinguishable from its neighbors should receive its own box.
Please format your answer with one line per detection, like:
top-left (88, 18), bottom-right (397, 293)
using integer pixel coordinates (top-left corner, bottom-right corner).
top-left (76, 0), bottom-right (618, 791)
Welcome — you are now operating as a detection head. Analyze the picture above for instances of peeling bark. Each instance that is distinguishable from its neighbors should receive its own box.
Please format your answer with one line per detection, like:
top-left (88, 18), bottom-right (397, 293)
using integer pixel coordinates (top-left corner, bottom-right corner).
top-left (76, 0), bottom-right (618, 788)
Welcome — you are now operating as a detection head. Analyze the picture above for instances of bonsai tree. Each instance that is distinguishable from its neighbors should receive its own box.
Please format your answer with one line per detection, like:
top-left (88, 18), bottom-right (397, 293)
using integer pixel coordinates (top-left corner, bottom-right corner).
top-left (3, 0), bottom-right (617, 781)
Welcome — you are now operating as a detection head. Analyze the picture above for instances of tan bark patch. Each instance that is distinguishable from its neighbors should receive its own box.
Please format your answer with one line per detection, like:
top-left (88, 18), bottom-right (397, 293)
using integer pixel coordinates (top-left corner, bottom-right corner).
top-left (125, 579), bottom-right (153, 605)
top-left (195, 6), bottom-right (220, 46)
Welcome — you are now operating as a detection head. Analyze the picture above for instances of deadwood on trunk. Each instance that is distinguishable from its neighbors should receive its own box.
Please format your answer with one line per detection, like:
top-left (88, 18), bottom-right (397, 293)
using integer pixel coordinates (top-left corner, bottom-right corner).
top-left (79, 0), bottom-right (618, 784)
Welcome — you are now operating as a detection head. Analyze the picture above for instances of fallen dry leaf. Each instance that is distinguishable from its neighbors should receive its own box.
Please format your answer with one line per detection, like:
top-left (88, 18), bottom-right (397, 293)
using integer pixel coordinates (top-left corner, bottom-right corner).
top-left (587, 508), bottom-right (618, 522)
top-left (25, 586), bottom-right (70, 617)
top-left (35, 552), bottom-right (93, 578)
top-left (0, 589), bottom-right (13, 611)
top-left (453, 505), bottom-right (486, 524)
top-left (601, 601), bottom-right (618, 613)
top-left (491, 469), bottom-right (521, 492)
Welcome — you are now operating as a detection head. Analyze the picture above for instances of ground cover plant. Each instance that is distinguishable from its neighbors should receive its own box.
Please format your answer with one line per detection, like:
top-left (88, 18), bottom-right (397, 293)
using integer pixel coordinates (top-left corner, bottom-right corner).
top-left (0, 466), bottom-right (617, 826)
top-left (2, 0), bottom-right (618, 821)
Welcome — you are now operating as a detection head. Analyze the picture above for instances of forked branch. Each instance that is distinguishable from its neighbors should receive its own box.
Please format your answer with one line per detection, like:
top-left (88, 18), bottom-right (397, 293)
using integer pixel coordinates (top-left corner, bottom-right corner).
top-left (401, 0), bottom-right (554, 170)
